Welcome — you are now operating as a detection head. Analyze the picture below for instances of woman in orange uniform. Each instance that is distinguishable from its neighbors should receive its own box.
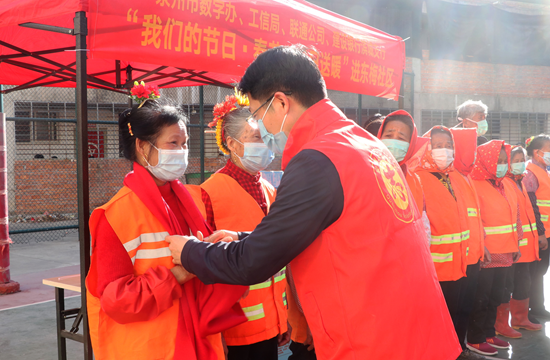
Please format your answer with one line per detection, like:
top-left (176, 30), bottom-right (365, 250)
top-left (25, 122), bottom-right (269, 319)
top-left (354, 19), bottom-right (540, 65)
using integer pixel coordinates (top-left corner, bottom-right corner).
top-left (414, 126), bottom-right (486, 360)
top-left (524, 135), bottom-right (550, 322)
top-left (466, 141), bottom-right (520, 356)
top-left (187, 93), bottom-right (290, 360)
top-left (85, 84), bottom-right (246, 360)
top-left (496, 146), bottom-right (542, 338)
top-left (377, 110), bottom-right (424, 215)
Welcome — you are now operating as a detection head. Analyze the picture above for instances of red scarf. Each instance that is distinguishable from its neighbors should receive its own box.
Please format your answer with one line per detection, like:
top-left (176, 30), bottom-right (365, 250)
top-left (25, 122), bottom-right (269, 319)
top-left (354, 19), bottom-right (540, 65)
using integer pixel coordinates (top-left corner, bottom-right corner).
top-left (471, 140), bottom-right (511, 188)
top-left (124, 163), bottom-right (247, 360)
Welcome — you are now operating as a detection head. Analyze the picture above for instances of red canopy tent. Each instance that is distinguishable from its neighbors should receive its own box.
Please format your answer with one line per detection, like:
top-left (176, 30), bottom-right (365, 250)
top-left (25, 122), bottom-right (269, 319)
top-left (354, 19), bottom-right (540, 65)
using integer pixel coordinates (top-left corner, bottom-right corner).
top-left (0, 0), bottom-right (405, 358)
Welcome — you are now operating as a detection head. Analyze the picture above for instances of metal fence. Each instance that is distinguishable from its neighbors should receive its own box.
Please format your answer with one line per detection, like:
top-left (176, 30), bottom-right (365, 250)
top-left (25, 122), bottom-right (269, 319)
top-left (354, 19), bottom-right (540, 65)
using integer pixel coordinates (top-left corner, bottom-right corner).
top-left (3, 85), bottom-right (242, 244)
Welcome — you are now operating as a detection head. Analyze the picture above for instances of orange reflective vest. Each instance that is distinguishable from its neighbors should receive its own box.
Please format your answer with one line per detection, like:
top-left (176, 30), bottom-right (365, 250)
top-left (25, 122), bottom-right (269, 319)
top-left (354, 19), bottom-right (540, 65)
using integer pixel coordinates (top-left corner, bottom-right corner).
top-left (527, 162), bottom-right (550, 237)
top-left (406, 171), bottom-right (425, 212)
top-left (282, 100), bottom-right (461, 360)
top-left (195, 173), bottom-right (288, 346)
top-left (504, 178), bottom-right (539, 263)
top-left (86, 186), bottom-right (222, 360)
top-left (416, 171), bottom-right (468, 281)
top-left (473, 179), bottom-right (519, 254)
top-left (454, 173), bottom-right (485, 265)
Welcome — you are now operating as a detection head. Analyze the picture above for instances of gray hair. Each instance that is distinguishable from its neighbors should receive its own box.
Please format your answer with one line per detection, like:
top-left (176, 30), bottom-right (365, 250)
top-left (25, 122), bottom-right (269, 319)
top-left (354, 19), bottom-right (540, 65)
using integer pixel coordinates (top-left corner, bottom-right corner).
top-left (457, 100), bottom-right (488, 121)
top-left (223, 107), bottom-right (251, 145)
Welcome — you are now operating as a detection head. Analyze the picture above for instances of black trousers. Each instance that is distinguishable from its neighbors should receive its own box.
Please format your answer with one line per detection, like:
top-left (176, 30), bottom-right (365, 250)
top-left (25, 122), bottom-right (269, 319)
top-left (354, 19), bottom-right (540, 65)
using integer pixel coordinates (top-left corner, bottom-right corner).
top-left (454, 261), bottom-right (480, 349)
top-left (503, 262), bottom-right (533, 301)
top-left (467, 267), bottom-right (509, 344)
top-left (227, 336), bottom-right (278, 360)
top-left (439, 271), bottom-right (471, 350)
top-left (530, 247), bottom-right (550, 310)
top-left (288, 341), bottom-right (317, 360)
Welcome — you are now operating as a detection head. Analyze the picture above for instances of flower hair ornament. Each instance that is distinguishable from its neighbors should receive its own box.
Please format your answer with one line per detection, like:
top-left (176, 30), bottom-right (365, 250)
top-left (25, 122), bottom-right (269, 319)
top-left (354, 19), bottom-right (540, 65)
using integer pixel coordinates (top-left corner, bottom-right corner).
top-left (125, 81), bottom-right (161, 136)
top-left (209, 88), bottom-right (250, 155)
top-left (526, 136), bottom-right (535, 147)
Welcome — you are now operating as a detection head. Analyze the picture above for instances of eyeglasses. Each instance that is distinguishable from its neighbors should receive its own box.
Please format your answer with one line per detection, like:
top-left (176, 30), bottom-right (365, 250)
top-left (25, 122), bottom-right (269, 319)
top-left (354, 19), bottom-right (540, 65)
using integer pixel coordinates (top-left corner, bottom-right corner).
top-left (248, 91), bottom-right (292, 122)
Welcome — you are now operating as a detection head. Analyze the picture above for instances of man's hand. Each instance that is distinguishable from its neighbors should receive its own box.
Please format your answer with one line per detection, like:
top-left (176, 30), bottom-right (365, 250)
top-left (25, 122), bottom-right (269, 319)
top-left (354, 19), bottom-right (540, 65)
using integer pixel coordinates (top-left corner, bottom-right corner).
top-left (512, 251), bottom-right (522, 263)
top-left (539, 234), bottom-right (548, 251)
top-left (304, 325), bottom-right (314, 351)
top-left (165, 235), bottom-right (191, 266)
top-left (170, 265), bottom-right (195, 284)
top-left (277, 331), bottom-right (291, 347)
top-left (482, 246), bottom-right (492, 265)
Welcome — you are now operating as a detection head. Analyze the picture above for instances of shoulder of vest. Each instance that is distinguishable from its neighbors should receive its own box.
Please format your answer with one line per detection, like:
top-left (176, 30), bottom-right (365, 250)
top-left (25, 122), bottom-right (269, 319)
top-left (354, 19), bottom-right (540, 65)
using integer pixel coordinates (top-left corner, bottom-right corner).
top-left (98, 186), bottom-right (133, 211)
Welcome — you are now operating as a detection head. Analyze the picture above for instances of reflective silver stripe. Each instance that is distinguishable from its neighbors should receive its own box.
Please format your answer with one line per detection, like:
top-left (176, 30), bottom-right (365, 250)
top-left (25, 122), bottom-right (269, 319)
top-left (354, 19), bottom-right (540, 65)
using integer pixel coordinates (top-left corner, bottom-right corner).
top-left (519, 239), bottom-right (528, 247)
top-left (123, 231), bottom-right (170, 253)
top-left (274, 267), bottom-right (286, 282)
top-left (242, 303), bottom-right (265, 321)
top-left (133, 247), bottom-right (171, 264)
top-left (249, 279), bottom-right (272, 291)
top-left (432, 252), bottom-right (453, 263)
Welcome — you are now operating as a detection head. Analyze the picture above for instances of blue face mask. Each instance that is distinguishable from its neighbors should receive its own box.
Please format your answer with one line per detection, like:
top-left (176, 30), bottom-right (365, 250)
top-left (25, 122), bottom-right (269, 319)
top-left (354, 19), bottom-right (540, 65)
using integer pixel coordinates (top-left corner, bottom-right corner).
top-left (257, 97), bottom-right (288, 155)
top-left (511, 162), bottom-right (526, 175)
top-left (381, 139), bottom-right (410, 163)
top-left (496, 164), bottom-right (508, 178)
top-left (235, 140), bottom-right (274, 173)
top-left (542, 151), bottom-right (550, 166)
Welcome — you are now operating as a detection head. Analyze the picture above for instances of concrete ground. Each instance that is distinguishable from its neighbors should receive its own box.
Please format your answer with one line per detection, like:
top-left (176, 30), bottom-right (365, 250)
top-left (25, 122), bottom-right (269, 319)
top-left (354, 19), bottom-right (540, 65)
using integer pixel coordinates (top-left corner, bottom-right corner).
top-left (1, 235), bottom-right (550, 360)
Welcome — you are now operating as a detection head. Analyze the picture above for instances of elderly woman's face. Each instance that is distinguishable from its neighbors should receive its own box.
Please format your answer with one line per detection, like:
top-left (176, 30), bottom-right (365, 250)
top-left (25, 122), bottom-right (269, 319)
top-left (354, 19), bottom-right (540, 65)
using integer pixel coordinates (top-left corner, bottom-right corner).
top-left (231, 121), bottom-right (263, 158)
top-left (141, 120), bottom-right (187, 167)
top-left (497, 148), bottom-right (508, 165)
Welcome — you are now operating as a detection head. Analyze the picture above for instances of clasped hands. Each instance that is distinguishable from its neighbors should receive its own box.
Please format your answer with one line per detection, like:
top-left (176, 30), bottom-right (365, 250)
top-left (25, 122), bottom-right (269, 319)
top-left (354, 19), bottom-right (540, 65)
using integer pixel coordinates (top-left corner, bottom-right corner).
top-left (166, 230), bottom-right (238, 284)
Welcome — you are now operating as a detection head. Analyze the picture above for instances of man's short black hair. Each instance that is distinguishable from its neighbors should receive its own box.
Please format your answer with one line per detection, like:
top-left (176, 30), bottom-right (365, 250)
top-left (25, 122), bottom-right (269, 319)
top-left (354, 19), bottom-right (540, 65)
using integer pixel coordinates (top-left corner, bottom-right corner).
top-left (238, 45), bottom-right (327, 108)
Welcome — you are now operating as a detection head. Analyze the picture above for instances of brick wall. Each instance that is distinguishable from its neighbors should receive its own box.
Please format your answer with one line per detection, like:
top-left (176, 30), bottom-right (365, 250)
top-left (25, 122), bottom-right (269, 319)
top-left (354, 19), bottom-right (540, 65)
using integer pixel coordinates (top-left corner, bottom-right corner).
top-left (13, 155), bottom-right (283, 216)
top-left (419, 50), bottom-right (550, 98)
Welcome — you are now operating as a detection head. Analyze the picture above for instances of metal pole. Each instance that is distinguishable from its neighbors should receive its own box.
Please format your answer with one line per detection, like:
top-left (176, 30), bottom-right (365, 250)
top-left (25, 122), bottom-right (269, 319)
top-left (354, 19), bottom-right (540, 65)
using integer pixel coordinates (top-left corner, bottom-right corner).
top-left (126, 66), bottom-right (133, 108)
top-left (74, 11), bottom-right (93, 360)
top-left (357, 94), bottom-right (362, 125)
top-left (398, 70), bottom-right (405, 110)
top-left (0, 84), bottom-right (19, 293)
top-left (199, 86), bottom-right (205, 183)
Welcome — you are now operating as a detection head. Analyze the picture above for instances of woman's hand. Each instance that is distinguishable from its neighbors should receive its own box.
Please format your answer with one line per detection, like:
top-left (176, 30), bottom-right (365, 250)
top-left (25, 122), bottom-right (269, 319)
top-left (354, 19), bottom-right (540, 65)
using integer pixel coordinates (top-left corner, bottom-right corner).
top-left (277, 331), bottom-right (291, 347)
top-left (170, 265), bottom-right (195, 284)
top-left (539, 235), bottom-right (548, 251)
top-left (482, 246), bottom-right (492, 265)
top-left (512, 251), bottom-right (522, 263)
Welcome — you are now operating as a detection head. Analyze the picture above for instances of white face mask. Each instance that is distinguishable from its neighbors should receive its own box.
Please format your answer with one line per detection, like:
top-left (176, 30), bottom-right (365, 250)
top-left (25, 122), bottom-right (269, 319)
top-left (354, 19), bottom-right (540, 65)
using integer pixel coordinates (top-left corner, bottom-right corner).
top-left (144, 143), bottom-right (188, 182)
top-left (432, 148), bottom-right (454, 170)
top-left (234, 140), bottom-right (274, 173)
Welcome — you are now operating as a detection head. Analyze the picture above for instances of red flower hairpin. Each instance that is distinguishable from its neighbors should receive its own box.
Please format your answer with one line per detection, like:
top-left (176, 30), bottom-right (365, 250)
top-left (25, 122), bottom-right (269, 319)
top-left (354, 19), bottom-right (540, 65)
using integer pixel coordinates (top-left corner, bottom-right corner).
top-left (130, 81), bottom-right (161, 108)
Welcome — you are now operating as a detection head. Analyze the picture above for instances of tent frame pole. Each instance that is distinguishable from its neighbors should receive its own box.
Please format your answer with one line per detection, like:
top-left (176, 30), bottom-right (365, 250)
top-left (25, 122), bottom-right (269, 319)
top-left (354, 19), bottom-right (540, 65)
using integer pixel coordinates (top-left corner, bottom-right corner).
top-left (74, 11), bottom-right (93, 360)
top-left (199, 86), bottom-right (205, 182)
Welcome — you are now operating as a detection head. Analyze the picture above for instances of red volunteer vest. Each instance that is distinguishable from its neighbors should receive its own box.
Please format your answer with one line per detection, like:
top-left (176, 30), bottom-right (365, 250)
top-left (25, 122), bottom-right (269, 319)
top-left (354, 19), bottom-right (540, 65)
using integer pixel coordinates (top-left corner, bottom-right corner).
top-left (282, 100), bottom-right (461, 360)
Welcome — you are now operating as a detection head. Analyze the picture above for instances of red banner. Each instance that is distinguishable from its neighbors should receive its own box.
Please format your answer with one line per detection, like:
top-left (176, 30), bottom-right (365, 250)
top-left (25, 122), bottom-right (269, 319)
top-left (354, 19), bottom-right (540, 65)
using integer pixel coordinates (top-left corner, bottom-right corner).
top-left (89, 0), bottom-right (405, 99)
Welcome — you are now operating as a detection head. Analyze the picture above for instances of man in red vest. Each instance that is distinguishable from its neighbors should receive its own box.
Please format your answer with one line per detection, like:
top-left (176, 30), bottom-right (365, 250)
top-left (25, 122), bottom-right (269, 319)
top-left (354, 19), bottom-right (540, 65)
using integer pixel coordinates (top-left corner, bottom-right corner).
top-left (167, 45), bottom-right (461, 360)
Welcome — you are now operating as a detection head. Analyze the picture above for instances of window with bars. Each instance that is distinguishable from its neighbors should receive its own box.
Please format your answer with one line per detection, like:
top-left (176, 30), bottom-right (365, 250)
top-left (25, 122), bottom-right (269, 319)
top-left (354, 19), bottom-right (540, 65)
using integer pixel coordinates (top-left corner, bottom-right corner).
top-left (421, 110), bottom-right (548, 145)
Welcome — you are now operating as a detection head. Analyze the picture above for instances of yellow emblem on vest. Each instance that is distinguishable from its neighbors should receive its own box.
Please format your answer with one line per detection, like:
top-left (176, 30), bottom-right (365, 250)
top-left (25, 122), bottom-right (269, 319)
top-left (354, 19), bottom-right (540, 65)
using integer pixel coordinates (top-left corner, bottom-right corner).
top-left (370, 147), bottom-right (414, 223)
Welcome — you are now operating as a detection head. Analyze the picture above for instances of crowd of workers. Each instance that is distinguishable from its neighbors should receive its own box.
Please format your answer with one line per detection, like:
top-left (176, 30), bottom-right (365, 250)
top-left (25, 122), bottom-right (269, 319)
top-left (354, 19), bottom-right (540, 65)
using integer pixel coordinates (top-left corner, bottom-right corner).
top-left (84, 45), bottom-right (550, 360)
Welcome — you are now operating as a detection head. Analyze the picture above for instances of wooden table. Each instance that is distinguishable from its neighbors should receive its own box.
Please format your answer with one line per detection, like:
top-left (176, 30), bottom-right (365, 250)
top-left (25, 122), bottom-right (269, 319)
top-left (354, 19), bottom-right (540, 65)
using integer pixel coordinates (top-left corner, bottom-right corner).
top-left (43, 274), bottom-right (83, 360)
